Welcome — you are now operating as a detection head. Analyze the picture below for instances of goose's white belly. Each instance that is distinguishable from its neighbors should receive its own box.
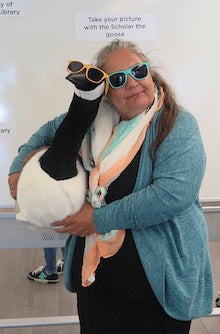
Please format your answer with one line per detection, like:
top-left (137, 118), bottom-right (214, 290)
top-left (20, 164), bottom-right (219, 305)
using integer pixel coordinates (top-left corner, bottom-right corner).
top-left (16, 149), bottom-right (87, 229)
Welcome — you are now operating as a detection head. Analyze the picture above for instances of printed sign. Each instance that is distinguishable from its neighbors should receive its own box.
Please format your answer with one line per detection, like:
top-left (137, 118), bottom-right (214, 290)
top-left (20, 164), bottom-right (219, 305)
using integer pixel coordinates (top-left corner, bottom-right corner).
top-left (0, 0), bottom-right (25, 17)
top-left (74, 13), bottom-right (157, 41)
top-left (0, 122), bottom-right (16, 136)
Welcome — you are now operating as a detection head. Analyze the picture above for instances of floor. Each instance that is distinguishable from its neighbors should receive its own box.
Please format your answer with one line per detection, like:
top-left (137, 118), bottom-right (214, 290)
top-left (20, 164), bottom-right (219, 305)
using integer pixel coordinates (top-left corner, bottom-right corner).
top-left (0, 243), bottom-right (220, 334)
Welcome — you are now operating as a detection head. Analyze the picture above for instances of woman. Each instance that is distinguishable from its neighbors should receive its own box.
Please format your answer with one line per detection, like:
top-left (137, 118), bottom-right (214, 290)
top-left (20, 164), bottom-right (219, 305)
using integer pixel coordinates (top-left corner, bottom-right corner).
top-left (9, 39), bottom-right (213, 334)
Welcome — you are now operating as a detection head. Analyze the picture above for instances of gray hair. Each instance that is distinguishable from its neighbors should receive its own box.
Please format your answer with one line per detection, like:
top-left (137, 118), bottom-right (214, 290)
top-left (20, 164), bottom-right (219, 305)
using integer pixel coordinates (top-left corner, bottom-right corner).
top-left (93, 39), bottom-right (147, 68)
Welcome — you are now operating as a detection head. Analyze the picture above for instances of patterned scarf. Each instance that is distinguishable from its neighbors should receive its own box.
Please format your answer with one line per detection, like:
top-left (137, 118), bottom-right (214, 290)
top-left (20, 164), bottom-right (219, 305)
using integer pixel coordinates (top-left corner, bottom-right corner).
top-left (81, 86), bottom-right (164, 286)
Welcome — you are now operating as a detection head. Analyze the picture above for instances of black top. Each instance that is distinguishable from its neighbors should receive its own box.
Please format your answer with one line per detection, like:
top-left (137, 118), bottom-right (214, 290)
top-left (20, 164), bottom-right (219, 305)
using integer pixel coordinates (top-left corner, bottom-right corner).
top-left (71, 148), bottom-right (153, 300)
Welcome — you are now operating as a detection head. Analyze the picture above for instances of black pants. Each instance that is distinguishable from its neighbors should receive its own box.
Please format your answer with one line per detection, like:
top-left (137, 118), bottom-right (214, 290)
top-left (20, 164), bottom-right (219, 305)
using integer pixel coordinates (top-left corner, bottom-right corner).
top-left (74, 231), bottom-right (191, 334)
top-left (77, 292), bottom-right (191, 334)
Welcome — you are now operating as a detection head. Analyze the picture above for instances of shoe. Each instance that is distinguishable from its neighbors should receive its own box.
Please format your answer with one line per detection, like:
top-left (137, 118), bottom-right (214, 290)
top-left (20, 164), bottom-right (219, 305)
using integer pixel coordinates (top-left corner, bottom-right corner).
top-left (27, 266), bottom-right (59, 283)
top-left (216, 292), bottom-right (220, 307)
top-left (56, 258), bottom-right (64, 275)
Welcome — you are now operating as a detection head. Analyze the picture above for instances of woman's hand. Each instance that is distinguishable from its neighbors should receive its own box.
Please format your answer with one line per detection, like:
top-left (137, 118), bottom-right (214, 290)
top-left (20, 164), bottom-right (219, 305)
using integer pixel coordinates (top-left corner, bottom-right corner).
top-left (51, 201), bottom-right (97, 237)
top-left (7, 149), bottom-right (46, 200)
top-left (8, 172), bottom-right (21, 200)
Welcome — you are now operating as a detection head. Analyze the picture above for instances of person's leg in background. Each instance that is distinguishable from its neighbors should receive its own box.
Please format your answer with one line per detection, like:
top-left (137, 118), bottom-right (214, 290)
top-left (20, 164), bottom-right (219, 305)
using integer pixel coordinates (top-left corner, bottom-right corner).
top-left (44, 247), bottom-right (57, 275)
top-left (46, 247), bottom-right (64, 274)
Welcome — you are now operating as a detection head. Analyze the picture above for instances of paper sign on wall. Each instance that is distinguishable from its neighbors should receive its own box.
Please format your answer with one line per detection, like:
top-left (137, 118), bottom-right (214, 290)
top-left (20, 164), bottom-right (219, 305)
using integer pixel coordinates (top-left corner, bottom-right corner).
top-left (74, 13), bottom-right (157, 41)
top-left (0, 122), bottom-right (16, 136)
top-left (0, 0), bottom-right (25, 17)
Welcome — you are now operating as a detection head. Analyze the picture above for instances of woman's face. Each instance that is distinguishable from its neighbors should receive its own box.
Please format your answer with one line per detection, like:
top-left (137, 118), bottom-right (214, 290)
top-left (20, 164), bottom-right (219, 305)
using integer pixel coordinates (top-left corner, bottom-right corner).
top-left (103, 48), bottom-right (155, 120)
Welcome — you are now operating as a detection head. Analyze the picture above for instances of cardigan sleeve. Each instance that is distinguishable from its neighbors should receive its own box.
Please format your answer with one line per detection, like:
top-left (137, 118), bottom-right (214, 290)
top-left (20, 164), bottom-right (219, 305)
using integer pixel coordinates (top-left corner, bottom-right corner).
top-left (9, 113), bottom-right (66, 174)
top-left (93, 110), bottom-right (206, 233)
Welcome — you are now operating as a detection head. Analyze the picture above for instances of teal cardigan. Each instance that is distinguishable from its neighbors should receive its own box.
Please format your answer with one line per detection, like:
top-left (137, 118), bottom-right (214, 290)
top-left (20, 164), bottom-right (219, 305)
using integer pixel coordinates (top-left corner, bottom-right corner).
top-left (9, 108), bottom-right (213, 321)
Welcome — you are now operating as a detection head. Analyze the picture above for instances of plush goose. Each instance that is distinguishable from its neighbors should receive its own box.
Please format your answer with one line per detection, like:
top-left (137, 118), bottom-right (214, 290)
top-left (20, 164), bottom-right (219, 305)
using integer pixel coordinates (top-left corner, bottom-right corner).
top-left (16, 61), bottom-right (108, 229)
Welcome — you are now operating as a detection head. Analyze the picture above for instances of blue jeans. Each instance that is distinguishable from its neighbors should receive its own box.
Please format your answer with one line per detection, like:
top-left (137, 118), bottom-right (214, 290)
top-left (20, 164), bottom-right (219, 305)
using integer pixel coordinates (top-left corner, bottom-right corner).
top-left (44, 248), bottom-right (64, 274)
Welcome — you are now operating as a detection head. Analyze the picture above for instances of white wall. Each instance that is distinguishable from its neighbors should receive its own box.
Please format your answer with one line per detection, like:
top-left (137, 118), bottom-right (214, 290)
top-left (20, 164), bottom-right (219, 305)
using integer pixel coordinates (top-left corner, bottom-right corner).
top-left (0, 0), bottom-right (219, 206)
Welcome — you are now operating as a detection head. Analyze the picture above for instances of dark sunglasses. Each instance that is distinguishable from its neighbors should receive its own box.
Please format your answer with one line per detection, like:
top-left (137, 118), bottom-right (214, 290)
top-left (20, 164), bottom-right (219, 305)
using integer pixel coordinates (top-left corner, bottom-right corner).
top-left (67, 60), bottom-right (109, 95)
top-left (108, 62), bottom-right (150, 89)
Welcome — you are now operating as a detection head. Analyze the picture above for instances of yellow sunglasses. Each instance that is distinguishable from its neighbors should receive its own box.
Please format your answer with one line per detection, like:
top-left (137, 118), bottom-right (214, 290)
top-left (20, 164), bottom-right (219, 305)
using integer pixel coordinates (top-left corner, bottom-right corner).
top-left (67, 60), bottom-right (109, 96)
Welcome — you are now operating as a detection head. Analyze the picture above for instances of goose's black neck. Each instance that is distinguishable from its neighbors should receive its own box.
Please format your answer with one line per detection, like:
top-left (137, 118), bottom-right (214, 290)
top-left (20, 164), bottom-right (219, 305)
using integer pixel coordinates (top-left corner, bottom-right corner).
top-left (39, 94), bottom-right (102, 180)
